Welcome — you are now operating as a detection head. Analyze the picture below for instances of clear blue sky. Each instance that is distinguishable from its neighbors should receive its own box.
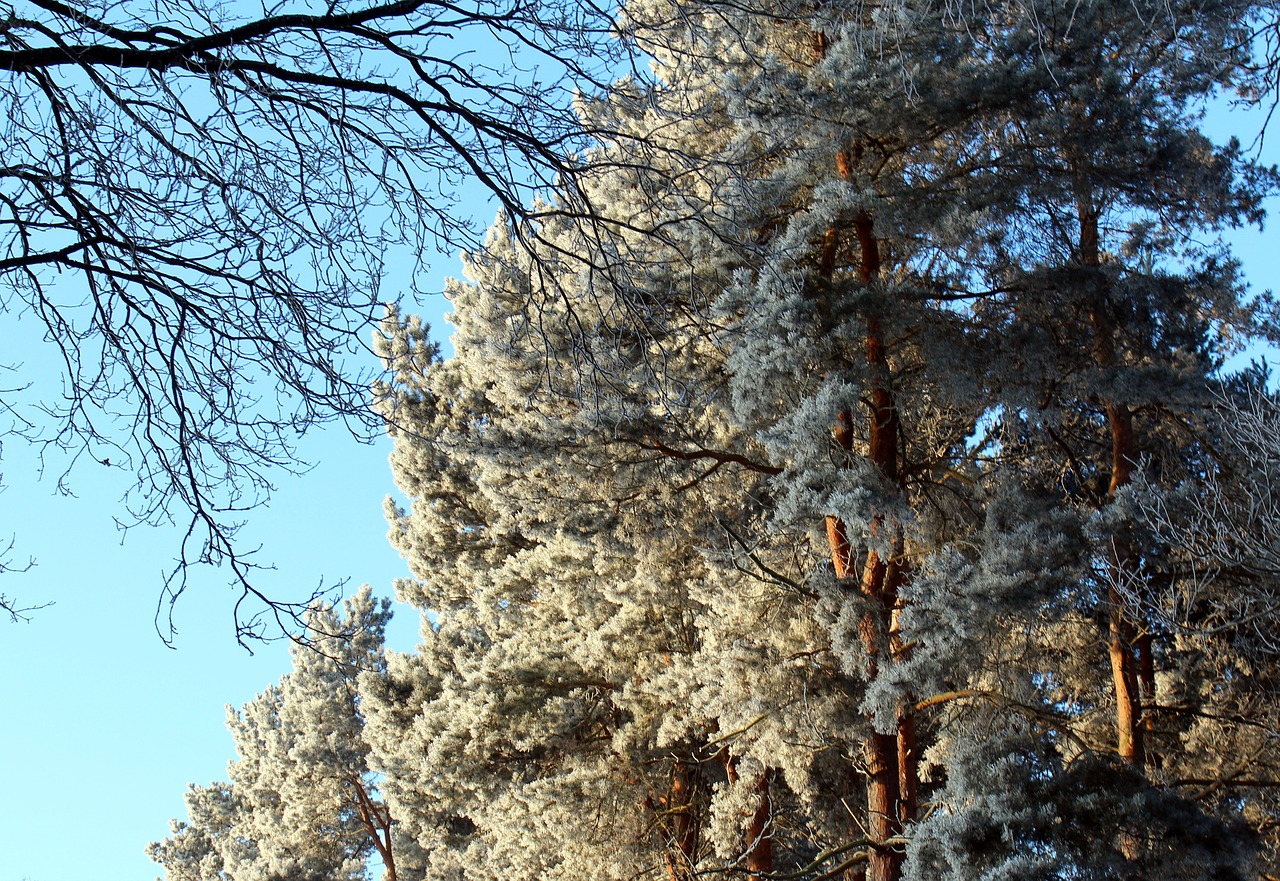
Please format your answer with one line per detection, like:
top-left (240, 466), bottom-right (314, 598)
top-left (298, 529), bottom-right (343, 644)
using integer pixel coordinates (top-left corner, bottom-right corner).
top-left (1, 101), bottom-right (1278, 881)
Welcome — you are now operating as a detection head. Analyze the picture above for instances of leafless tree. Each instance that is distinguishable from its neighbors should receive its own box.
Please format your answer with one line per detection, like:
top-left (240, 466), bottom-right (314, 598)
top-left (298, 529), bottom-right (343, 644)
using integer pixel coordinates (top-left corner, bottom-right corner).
top-left (0, 526), bottom-right (42, 621)
top-left (0, 0), bottom-right (631, 643)
top-left (1127, 382), bottom-right (1280, 660)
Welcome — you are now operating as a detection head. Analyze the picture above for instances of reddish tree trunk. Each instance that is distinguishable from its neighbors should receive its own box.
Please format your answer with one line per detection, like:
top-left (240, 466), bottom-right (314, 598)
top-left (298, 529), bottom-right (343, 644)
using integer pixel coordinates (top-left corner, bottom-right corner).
top-left (806, 32), bottom-right (915, 859)
top-left (1081, 203), bottom-right (1145, 767)
top-left (1108, 581), bottom-right (1144, 765)
top-left (663, 759), bottom-right (702, 881)
top-left (722, 754), bottom-right (774, 880)
top-left (896, 698), bottom-right (918, 826)
top-left (350, 776), bottom-right (396, 881)
top-left (819, 208), bottom-right (913, 881)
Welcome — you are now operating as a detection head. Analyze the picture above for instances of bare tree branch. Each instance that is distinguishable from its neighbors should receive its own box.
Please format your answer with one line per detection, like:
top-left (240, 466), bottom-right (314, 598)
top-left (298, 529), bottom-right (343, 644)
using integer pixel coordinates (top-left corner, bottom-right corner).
top-left (0, 0), bottom-right (637, 644)
top-left (0, 531), bottom-right (44, 622)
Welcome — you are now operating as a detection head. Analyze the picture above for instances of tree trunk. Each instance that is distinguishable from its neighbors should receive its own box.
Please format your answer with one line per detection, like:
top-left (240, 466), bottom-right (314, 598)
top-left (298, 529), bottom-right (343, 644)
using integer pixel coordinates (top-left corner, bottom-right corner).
top-left (1080, 202), bottom-right (1145, 767)
top-left (820, 206), bottom-right (913, 881)
top-left (1138, 629), bottom-right (1159, 768)
top-left (809, 14), bottom-right (915, 861)
top-left (722, 754), bottom-right (774, 881)
top-left (663, 758), bottom-right (702, 881)
top-left (350, 776), bottom-right (396, 881)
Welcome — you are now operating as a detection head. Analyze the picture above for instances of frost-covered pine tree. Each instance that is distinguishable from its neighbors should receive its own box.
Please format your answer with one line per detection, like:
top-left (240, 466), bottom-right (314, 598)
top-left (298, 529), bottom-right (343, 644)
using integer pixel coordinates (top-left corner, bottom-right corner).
top-left (360, 0), bottom-right (1279, 879)
top-left (932, 0), bottom-right (1280, 871)
top-left (966, 0), bottom-right (1271, 768)
top-left (149, 588), bottom-right (396, 881)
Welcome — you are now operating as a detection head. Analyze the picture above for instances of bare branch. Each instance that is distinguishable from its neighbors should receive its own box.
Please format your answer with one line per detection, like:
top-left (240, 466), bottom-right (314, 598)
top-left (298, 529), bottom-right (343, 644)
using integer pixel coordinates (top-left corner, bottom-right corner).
top-left (0, 0), bottom-right (641, 642)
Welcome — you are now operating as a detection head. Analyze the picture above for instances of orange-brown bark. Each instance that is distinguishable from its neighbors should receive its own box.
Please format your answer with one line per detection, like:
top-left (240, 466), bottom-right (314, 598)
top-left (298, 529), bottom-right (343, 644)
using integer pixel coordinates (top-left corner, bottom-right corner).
top-left (895, 700), bottom-right (918, 826)
top-left (663, 759), bottom-right (702, 881)
top-left (722, 754), bottom-right (774, 881)
top-left (1081, 203), bottom-right (1145, 766)
top-left (350, 776), bottom-right (396, 881)
top-left (827, 408), bottom-right (857, 578)
top-left (826, 513), bottom-right (855, 578)
top-left (818, 205), bottom-right (912, 881)
top-left (859, 215), bottom-right (913, 881)
top-left (810, 33), bottom-right (913, 875)
top-left (864, 730), bottom-right (904, 881)
top-left (1108, 578), bottom-right (1144, 765)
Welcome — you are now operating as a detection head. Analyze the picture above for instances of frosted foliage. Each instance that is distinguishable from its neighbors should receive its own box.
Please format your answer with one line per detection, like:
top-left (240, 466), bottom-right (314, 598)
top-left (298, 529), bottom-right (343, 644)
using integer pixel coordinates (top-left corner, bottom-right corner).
top-left (151, 588), bottom-right (393, 881)
top-left (1133, 389), bottom-right (1280, 659)
top-left (370, 291), bottom-right (850, 874)
top-left (358, 0), bottom-right (1279, 875)
top-left (361, 610), bottom-right (676, 880)
top-left (358, 649), bottom-right (474, 881)
top-left (753, 380), bottom-right (907, 551)
top-left (907, 722), bottom-right (1255, 881)
top-left (707, 758), bottom-right (770, 860)
top-left (146, 785), bottom-right (239, 881)
top-left (465, 762), bottom-right (652, 881)
top-left (868, 484), bottom-right (1087, 724)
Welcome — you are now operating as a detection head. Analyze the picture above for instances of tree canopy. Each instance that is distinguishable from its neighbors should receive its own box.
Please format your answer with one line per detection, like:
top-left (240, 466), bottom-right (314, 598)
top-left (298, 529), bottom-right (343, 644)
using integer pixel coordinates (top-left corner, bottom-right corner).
top-left (154, 0), bottom-right (1280, 878)
top-left (148, 587), bottom-right (394, 881)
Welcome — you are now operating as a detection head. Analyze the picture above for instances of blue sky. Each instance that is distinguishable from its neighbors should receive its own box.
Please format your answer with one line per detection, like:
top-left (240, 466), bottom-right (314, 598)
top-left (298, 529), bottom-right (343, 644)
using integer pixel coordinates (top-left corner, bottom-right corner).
top-left (1, 96), bottom-right (1279, 881)
top-left (0, 262), bottom-right (453, 880)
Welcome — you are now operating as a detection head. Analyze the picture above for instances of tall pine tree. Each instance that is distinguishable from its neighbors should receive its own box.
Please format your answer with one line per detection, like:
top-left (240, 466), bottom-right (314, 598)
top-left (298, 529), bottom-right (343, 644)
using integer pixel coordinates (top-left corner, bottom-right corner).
top-left (157, 0), bottom-right (1280, 878)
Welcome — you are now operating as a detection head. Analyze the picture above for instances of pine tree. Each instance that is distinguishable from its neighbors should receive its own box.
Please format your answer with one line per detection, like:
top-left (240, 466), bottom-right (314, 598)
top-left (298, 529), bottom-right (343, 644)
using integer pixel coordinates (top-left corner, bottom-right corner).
top-left (149, 588), bottom-right (396, 881)
top-left (1115, 379), bottom-right (1280, 868)
top-left (159, 0), bottom-right (1280, 878)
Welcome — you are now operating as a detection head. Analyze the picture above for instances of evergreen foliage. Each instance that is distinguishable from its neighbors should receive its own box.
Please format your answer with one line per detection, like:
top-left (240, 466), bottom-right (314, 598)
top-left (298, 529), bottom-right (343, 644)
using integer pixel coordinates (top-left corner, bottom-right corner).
top-left (156, 0), bottom-right (1280, 878)
top-left (149, 588), bottom-right (395, 881)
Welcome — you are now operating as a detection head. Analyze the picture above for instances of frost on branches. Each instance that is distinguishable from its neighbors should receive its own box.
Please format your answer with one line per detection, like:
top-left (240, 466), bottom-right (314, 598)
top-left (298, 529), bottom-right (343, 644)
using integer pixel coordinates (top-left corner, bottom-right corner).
top-left (149, 588), bottom-right (397, 881)
top-left (158, 0), bottom-right (1280, 878)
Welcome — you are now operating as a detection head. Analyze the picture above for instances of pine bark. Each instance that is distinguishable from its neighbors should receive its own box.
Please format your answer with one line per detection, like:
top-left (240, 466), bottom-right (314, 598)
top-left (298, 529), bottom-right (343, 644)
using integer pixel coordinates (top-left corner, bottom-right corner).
top-left (822, 204), bottom-right (913, 881)
top-left (350, 776), bottom-right (397, 881)
top-left (810, 28), bottom-right (914, 878)
top-left (722, 754), bottom-right (774, 881)
top-left (1080, 203), bottom-right (1145, 767)
top-left (663, 758), bottom-right (703, 881)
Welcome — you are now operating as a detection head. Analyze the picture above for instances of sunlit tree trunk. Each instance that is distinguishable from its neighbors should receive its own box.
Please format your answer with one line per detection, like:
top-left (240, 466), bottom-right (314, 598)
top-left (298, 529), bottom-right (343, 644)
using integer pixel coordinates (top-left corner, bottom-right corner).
top-left (822, 199), bottom-right (914, 881)
top-left (351, 776), bottom-right (397, 881)
top-left (722, 754), bottom-right (774, 880)
top-left (1079, 201), bottom-right (1145, 768)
